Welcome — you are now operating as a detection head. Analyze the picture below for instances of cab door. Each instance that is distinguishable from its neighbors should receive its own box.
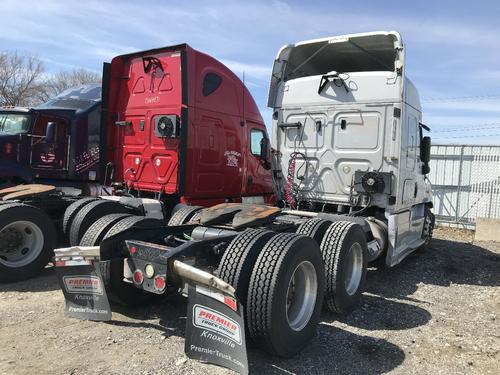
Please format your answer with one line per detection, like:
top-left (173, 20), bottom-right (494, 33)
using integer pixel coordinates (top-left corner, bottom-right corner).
top-left (243, 122), bottom-right (273, 196)
top-left (30, 115), bottom-right (69, 177)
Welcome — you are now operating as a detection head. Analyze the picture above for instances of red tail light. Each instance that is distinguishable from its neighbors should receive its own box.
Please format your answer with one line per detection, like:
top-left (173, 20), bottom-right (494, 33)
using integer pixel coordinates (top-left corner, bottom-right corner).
top-left (130, 246), bottom-right (137, 254)
top-left (133, 270), bottom-right (144, 285)
top-left (154, 275), bottom-right (166, 292)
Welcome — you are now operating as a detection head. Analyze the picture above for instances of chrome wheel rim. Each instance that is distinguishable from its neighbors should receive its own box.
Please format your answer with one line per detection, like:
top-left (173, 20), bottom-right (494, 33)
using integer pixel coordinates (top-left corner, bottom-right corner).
top-left (286, 260), bottom-right (318, 331)
top-left (345, 242), bottom-right (363, 296)
top-left (0, 221), bottom-right (44, 267)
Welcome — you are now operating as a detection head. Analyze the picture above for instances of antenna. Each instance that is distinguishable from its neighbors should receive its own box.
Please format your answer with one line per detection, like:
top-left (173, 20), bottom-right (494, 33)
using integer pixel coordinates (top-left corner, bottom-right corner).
top-left (242, 71), bottom-right (246, 126)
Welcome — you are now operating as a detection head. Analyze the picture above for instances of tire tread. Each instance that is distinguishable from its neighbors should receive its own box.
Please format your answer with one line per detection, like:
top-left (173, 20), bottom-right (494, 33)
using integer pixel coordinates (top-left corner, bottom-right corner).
top-left (168, 205), bottom-right (202, 226)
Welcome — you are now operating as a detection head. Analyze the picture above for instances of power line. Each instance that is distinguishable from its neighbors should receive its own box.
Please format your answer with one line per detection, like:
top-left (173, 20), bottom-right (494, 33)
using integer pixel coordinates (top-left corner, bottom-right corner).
top-left (423, 94), bottom-right (500, 103)
top-left (434, 133), bottom-right (500, 139)
top-left (432, 123), bottom-right (500, 133)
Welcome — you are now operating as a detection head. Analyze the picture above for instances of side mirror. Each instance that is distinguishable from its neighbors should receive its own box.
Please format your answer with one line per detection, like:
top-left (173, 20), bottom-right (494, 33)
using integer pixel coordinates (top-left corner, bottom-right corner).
top-left (45, 122), bottom-right (56, 143)
top-left (420, 136), bottom-right (431, 174)
top-left (260, 137), bottom-right (271, 169)
top-left (420, 136), bottom-right (431, 164)
top-left (422, 163), bottom-right (430, 175)
top-left (260, 137), bottom-right (269, 161)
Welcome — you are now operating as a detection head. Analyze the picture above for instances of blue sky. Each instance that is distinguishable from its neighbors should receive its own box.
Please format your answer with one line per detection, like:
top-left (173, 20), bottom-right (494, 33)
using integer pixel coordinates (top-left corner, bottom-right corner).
top-left (2, 0), bottom-right (500, 144)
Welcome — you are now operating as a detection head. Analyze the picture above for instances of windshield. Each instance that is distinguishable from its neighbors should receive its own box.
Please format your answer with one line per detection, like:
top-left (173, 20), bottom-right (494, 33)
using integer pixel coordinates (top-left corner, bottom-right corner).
top-left (0, 113), bottom-right (31, 134)
top-left (39, 84), bottom-right (101, 111)
top-left (284, 34), bottom-right (397, 81)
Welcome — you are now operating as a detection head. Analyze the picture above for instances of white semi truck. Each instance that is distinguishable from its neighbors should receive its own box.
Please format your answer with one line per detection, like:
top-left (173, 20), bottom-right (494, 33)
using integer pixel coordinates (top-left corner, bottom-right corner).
top-left (268, 30), bottom-right (434, 268)
top-left (54, 31), bottom-right (433, 374)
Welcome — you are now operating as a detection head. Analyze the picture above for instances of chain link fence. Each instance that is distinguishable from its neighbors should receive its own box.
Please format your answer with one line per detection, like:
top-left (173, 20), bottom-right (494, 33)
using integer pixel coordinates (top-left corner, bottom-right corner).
top-left (428, 145), bottom-right (500, 228)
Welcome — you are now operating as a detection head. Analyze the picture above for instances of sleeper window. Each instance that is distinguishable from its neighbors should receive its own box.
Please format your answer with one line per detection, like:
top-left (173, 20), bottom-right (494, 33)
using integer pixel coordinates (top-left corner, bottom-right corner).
top-left (202, 73), bottom-right (222, 96)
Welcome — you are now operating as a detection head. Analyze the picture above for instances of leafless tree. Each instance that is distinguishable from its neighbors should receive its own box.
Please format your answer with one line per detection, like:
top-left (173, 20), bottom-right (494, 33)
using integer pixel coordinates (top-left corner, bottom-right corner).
top-left (42, 68), bottom-right (101, 101)
top-left (0, 51), bottom-right (102, 107)
top-left (0, 52), bottom-right (46, 107)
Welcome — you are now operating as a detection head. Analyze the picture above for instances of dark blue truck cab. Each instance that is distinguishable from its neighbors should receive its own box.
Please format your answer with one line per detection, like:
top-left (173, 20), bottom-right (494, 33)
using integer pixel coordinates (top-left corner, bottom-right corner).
top-left (0, 85), bottom-right (103, 282)
top-left (0, 84), bottom-right (101, 189)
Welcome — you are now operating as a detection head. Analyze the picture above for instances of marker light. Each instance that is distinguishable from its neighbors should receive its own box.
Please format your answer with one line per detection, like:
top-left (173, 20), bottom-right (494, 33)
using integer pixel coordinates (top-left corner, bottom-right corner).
top-left (133, 270), bottom-right (144, 285)
top-left (154, 275), bottom-right (166, 292)
top-left (145, 264), bottom-right (155, 278)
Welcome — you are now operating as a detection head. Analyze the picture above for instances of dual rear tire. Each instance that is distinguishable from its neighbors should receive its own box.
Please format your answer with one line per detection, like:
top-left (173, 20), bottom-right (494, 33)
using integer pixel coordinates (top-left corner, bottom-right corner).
top-left (218, 230), bottom-right (325, 357)
top-left (66, 199), bottom-right (130, 246)
top-left (65, 198), bottom-right (165, 306)
top-left (297, 219), bottom-right (368, 315)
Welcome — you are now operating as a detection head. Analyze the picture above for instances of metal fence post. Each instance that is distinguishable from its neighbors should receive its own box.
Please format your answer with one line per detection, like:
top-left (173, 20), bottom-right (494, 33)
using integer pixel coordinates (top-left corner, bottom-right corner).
top-left (455, 145), bottom-right (465, 223)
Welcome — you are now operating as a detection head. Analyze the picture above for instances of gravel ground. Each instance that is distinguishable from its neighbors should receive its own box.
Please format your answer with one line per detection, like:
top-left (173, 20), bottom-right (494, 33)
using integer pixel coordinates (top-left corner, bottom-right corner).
top-left (0, 227), bottom-right (498, 375)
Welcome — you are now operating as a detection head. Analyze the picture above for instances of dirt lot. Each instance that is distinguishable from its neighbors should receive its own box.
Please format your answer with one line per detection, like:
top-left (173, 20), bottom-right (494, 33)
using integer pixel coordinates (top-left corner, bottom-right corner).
top-left (0, 227), bottom-right (498, 375)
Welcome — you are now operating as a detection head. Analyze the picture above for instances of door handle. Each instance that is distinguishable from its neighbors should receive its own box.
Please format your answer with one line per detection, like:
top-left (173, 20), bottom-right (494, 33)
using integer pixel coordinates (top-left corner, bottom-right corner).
top-left (247, 176), bottom-right (253, 190)
top-left (115, 121), bottom-right (132, 127)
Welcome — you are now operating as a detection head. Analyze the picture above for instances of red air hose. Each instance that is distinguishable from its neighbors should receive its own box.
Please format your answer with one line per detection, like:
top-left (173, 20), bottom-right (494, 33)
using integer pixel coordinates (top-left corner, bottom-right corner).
top-left (284, 153), bottom-right (298, 208)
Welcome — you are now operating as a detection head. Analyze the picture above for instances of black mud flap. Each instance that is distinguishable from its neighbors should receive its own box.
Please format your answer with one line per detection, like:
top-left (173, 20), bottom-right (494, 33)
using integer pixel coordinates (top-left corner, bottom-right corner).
top-left (185, 284), bottom-right (248, 374)
top-left (54, 260), bottom-right (112, 321)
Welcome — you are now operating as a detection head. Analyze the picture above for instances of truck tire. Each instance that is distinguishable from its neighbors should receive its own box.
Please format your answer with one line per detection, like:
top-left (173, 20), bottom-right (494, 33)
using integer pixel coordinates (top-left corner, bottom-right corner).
top-left (103, 215), bottom-right (163, 240)
top-left (167, 205), bottom-right (202, 226)
top-left (187, 210), bottom-right (202, 224)
top-left (62, 197), bottom-right (99, 236)
top-left (101, 215), bottom-right (164, 306)
top-left (0, 203), bottom-right (57, 282)
top-left (421, 206), bottom-right (435, 249)
top-left (217, 229), bottom-right (275, 305)
top-left (296, 218), bottom-right (332, 245)
top-left (79, 213), bottom-right (132, 246)
top-left (320, 221), bottom-right (368, 315)
top-left (69, 200), bottom-right (129, 246)
top-left (247, 233), bottom-right (325, 357)
top-left (171, 203), bottom-right (187, 215)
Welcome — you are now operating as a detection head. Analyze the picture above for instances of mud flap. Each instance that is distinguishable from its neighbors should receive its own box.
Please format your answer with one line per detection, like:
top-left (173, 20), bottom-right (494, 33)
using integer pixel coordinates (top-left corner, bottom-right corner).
top-left (54, 260), bottom-right (112, 321)
top-left (185, 284), bottom-right (248, 374)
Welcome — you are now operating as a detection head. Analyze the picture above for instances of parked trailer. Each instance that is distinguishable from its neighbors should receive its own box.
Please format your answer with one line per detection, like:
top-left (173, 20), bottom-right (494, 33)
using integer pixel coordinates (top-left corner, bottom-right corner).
top-left (54, 32), bottom-right (434, 373)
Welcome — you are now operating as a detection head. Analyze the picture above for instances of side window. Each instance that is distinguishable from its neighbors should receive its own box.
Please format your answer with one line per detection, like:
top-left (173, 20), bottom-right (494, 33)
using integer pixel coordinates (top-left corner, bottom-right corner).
top-left (203, 73), bottom-right (222, 96)
top-left (33, 117), bottom-right (65, 141)
top-left (250, 129), bottom-right (265, 156)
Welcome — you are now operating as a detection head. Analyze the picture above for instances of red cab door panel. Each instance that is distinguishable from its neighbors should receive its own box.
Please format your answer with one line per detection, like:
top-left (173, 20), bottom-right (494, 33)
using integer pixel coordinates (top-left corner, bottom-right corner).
top-left (113, 52), bottom-right (182, 193)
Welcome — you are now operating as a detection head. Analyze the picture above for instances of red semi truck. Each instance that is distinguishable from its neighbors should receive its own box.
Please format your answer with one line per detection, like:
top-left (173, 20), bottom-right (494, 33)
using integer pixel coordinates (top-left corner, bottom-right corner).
top-left (61, 44), bottom-right (277, 248)
top-left (103, 43), bottom-right (275, 205)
